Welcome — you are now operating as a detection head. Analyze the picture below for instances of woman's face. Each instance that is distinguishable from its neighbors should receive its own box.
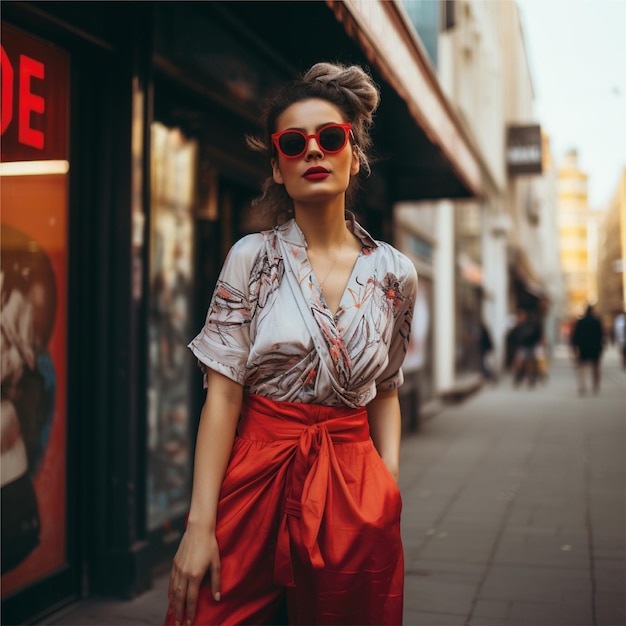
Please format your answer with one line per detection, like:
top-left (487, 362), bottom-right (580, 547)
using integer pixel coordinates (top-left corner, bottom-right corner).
top-left (271, 98), bottom-right (359, 206)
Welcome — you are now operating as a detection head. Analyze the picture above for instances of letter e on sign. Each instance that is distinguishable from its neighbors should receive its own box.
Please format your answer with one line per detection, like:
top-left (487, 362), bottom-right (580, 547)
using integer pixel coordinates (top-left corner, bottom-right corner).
top-left (0, 23), bottom-right (68, 162)
top-left (19, 54), bottom-right (45, 149)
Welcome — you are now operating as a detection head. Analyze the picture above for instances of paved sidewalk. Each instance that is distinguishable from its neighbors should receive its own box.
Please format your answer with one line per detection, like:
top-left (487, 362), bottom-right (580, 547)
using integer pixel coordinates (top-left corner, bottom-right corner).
top-left (399, 347), bottom-right (625, 626)
top-left (47, 348), bottom-right (625, 626)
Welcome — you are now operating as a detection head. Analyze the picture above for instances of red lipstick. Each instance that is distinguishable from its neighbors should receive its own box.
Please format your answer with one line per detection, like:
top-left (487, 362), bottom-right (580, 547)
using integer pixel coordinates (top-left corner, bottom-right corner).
top-left (303, 166), bottom-right (330, 180)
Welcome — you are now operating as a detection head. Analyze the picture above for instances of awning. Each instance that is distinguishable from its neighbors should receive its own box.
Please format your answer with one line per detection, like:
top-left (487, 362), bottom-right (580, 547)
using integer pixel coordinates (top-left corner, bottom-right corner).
top-left (189, 1), bottom-right (481, 201)
top-left (327, 0), bottom-right (483, 199)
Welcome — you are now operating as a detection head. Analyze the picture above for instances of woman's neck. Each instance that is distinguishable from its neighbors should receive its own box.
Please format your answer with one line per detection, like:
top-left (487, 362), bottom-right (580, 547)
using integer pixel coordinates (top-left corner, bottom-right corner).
top-left (293, 198), bottom-right (348, 248)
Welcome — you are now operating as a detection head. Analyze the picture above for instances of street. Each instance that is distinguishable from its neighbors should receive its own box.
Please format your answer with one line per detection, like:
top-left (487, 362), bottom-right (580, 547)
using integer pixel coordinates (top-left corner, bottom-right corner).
top-left (48, 348), bottom-right (625, 626)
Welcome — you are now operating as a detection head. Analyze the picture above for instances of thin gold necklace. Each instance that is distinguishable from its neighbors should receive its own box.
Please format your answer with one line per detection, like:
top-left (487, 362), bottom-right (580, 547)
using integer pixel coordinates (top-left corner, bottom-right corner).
top-left (318, 228), bottom-right (349, 293)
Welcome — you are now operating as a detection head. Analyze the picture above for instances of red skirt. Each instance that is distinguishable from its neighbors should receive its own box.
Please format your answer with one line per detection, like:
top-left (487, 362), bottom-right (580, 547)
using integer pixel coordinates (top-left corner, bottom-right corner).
top-left (165, 394), bottom-right (404, 625)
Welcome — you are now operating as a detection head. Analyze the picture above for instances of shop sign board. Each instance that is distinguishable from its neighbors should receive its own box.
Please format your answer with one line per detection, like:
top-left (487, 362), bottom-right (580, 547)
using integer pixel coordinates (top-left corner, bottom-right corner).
top-left (506, 124), bottom-right (543, 175)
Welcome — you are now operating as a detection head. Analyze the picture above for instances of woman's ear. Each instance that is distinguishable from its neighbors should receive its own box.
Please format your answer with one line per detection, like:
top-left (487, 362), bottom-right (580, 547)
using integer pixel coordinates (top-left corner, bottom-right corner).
top-left (350, 147), bottom-right (361, 177)
top-left (272, 158), bottom-right (284, 185)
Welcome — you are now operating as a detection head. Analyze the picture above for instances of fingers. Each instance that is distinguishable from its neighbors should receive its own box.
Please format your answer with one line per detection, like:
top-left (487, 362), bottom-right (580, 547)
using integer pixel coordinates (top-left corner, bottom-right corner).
top-left (167, 539), bottom-right (220, 626)
top-left (173, 576), bottom-right (189, 626)
top-left (210, 555), bottom-right (221, 603)
top-left (185, 575), bottom-right (201, 626)
top-left (168, 561), bottom-right (189, 626)
top-left (168, 565), bottom-right (219, 626)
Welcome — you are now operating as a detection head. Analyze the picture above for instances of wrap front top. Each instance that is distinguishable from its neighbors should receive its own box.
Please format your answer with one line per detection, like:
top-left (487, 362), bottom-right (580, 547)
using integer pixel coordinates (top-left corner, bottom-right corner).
top-left (189, 216), bottom-right (417, 407)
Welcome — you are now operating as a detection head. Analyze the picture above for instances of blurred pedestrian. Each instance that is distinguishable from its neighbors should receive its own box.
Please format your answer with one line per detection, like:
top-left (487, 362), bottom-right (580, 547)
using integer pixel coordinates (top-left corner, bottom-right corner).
top-left (532, 317), bottom-right (548, 384)
top-left (614, 311), bottom-right (626, 370)
top-left (165, 62), bottom-right (416, 626)
top-left (509, 309), bottom-right (541, 387)
top-left (479, 320), bottom-right (496, 381)
top-left (570, 304), bottom-right (604, 395)
top-left (534, 340), bottom-right (549, 383)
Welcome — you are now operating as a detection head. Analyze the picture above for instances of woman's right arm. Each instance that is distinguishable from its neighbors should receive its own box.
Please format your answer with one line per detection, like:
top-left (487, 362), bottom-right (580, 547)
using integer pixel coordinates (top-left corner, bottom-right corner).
top-left (168, 369), bottom-right (243, 626)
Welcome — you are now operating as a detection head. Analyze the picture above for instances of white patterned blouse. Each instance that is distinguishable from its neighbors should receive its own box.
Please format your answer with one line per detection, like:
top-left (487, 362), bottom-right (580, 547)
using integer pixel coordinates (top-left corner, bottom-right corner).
top-left (189, 215), bottom-right (418, 408)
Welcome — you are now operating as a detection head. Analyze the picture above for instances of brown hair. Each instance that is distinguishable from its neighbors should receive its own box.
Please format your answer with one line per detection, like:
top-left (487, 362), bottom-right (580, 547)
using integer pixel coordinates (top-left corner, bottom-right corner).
top-left (247, 62), bottom-right (380, 225)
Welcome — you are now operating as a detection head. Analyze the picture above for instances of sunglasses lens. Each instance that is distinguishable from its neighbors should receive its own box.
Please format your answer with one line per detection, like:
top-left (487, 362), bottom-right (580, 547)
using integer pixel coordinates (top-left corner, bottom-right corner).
top-left (278, 132), bottom-right (306, 157)
top-left (319, 126), bottom-right (347, 152)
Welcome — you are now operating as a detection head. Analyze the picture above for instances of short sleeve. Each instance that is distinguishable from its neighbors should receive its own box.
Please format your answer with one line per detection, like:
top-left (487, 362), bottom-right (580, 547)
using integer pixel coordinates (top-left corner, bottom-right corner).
top-left (188, 234), bottom-right (263, 387)
top-left (375, 256), bottom-right (418, 392)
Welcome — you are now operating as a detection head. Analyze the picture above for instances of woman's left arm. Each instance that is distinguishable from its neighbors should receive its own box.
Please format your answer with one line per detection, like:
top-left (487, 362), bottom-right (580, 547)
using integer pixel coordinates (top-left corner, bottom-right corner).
top-left (367, 389), bottom-right (401, 482)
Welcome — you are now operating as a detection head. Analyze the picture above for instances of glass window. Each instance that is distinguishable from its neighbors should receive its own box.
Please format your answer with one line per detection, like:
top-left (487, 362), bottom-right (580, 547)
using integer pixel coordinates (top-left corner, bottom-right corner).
top-left (147, 122), bottom-right (197, 530)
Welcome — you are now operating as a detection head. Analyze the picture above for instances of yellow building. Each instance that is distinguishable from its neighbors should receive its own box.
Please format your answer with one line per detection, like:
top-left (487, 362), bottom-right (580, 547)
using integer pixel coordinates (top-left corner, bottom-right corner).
top-left (597, 167), bottom-right (626, 324)
top-left (557, 150), bottom-right (601, 320)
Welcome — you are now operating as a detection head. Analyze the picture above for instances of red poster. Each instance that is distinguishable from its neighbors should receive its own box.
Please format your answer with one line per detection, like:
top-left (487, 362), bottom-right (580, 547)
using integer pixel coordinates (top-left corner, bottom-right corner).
top-left (1, 23), bottom-right (69, 597)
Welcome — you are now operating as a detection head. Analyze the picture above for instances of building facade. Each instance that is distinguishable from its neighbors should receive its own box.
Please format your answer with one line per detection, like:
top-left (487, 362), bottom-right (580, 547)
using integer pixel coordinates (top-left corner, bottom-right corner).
top-left (557, 150), bottom-right (601, 326)
top-left (597, 168), bottom-right (626, 330)
top-left (534, 132), bottom-right (566, 350)
top-left (413, 0), bottom-right (551, 394)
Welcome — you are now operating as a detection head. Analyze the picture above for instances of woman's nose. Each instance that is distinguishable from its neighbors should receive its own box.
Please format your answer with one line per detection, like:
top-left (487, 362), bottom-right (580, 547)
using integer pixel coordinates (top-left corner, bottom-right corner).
top-left (305, 136), bottom-right (323, 159)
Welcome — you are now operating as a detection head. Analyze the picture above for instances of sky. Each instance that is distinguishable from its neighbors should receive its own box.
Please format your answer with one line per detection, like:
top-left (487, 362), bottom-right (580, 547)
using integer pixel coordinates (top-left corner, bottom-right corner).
top-left (516, 0), bottom-right (626, 209)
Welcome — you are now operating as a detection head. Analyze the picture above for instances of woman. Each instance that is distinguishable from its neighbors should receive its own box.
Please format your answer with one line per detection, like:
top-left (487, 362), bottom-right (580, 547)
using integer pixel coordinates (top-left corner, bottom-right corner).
top-left (166, 62), bottom-right (418, 626)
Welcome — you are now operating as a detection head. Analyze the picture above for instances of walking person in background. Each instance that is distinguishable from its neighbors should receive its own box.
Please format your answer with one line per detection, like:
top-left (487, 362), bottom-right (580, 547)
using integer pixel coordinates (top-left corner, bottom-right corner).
top-left (479, 319), bottom-right (496, 382)
top-left (614, 310), bottom-right (626, 370)
top-left (571, 304), bottom-right (604, 395)
top-left (509, 308), bottom-right (541, 387)
top-left (165, 62), bottom-right (417, 626)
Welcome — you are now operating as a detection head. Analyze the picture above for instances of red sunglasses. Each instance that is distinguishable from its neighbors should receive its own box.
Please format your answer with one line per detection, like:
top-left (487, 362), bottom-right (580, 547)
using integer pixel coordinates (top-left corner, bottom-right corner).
top-left (271, 123), bottom-right (353, 159)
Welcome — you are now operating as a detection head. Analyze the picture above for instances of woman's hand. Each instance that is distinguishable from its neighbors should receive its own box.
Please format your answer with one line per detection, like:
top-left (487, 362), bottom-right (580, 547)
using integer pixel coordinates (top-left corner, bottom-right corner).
top-left (367, 389), bottom-right (401, 483)
top-left (168, 526), bottom-right (221, 626)
top-left (383, 460), bottom-right (400, 483)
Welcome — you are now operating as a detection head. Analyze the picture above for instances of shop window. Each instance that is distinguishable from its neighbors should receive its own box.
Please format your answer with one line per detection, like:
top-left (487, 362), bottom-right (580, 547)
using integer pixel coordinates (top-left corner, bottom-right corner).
top-left (147, 122), bottom-right (197, 531)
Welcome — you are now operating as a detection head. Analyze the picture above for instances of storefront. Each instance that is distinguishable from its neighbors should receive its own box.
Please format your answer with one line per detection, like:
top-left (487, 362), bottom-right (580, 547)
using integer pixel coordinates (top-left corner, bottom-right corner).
top-left (1, 20), bottom-right (74, 618)
top-left (393, 202), bottom-right (437, 430)
top-left (2, 2), bottom-right (481, 622)
top-left (455, 203), bottom-right (484, 376)
top-left (1, 5), bottom-right (155, 621)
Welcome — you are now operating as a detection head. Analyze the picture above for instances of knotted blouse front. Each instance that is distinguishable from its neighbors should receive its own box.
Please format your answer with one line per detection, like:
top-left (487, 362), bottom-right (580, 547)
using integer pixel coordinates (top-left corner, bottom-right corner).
top-left (189, 216), bottom-right (417, 407)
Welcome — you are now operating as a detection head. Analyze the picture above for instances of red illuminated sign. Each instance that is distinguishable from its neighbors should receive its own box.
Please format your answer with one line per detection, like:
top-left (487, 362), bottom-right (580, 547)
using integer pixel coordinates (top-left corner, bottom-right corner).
top-left (0, 23), bottom-right (68, 161)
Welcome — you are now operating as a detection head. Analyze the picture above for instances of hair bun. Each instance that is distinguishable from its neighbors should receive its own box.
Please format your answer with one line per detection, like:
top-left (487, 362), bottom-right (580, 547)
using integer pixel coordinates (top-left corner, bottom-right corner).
top-left (302, 62), bottom-right (380, 126)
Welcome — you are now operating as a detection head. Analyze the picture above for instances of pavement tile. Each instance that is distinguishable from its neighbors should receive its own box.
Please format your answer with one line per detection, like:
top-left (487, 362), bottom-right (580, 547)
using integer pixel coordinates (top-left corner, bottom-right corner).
top-left (417, 541), bottom-right (495, 564)
top-left (506, 510), bottom-right (533, 525)
top-left (595, 590), bottom-right (626, 619)
top-left (493, 537), bottom-right (591, 569)
top-left (594, 561), bottom-right (626, 594)
top-left (471, 599), bottom-right (510, 619)
top-left (593, 548), bottom-right (626, 562)
top-left (591, 529), bottom-right (626, 549)
top-left (507, 601), bottom-right (593, 625)
top-left (556, 524), bottom-right (589, 536)
top-left (45, 577), bottom-right (169, 626)
top-left (479, 565), bottom-right (592, 603)
top-left (468, 618), bottom-right (509, 626)
top-left (403, 609), bottom-right (465, 625)
top-left (503, 525), bottom-right (559, 536)
top-left (436, 519), bottom-right (502, 533)
top-left (403, 578), bottom-right (476, 615)
top-left (595, 597), bottom-right (626, 626)
top-left (404, 560), bottom-right (484, 584)
top-left (527, 511), bottom-right (588, 528)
